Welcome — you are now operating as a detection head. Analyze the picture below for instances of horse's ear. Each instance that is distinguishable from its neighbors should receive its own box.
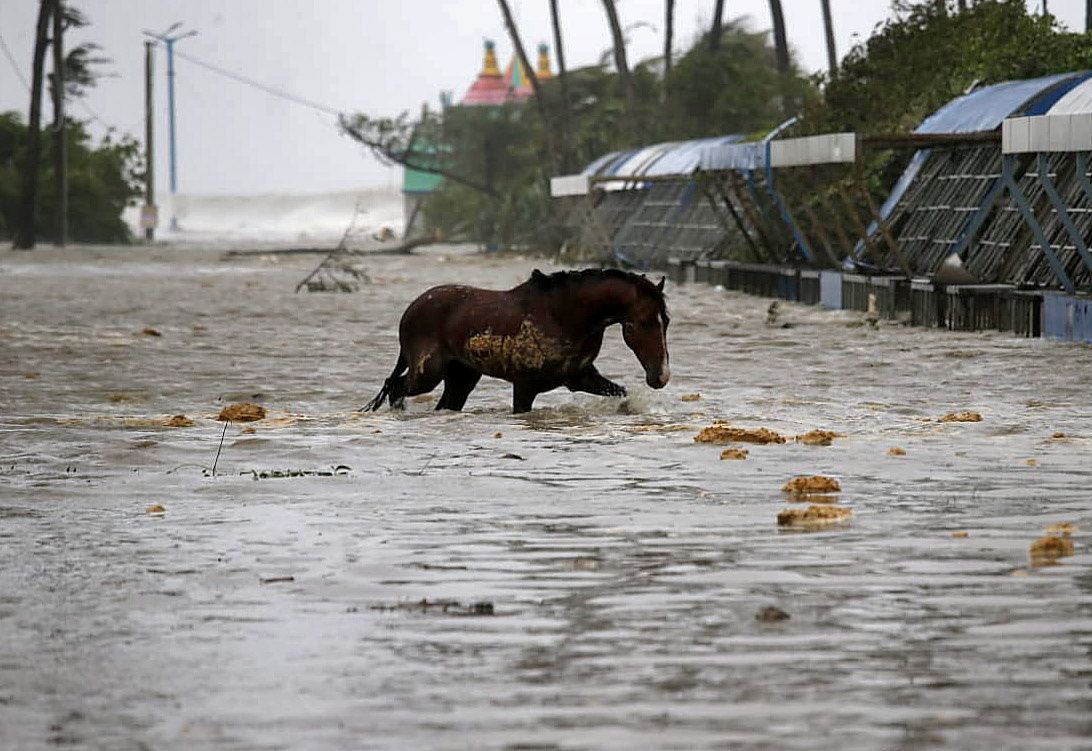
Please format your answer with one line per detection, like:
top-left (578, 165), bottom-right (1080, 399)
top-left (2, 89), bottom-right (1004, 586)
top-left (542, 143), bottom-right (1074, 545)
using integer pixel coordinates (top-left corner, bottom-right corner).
top-left (656, 277), bottom-right (666, 292)
top-left (531, 269), bottom-right (548, 284)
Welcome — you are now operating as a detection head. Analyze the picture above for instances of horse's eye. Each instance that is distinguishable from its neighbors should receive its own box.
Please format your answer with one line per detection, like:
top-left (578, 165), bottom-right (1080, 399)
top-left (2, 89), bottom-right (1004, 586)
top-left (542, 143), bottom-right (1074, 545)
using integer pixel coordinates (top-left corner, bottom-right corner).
top-left (623, 321), bottom-right (635, 332)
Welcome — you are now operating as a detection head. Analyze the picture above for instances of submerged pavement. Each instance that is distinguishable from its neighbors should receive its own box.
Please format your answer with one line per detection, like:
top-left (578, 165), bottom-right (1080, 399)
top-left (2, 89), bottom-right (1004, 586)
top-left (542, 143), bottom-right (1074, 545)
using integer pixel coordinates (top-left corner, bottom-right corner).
top-left (1, 244), bottom-right (1090, 749)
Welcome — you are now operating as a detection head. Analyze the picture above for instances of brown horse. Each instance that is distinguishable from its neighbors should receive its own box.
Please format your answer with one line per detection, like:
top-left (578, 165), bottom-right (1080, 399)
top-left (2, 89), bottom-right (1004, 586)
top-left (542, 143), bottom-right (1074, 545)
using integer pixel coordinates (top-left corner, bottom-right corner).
top-left (363, 268), bottom-right (670, 414)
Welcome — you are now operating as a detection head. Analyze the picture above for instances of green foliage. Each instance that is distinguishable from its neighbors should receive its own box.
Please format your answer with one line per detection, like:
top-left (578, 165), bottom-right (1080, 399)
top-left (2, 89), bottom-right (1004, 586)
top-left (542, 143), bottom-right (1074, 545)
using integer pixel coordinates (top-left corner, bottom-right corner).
top-left (350, 2), bottom-right (1092, 255)
top-left (369, 18), bottom-right (811, 251)
top-left (0, 111), bottom-right (143, 243)
top-left (818, 0), bottom-right (1092, 134)
top-left (666, 21), bottom-right (815, 139)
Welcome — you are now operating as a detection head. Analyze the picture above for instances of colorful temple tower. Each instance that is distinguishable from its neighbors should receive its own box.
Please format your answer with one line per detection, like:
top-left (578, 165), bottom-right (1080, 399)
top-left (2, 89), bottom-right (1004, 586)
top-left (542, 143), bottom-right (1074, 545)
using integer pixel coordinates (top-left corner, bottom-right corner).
top-left (402, 39), bottom-right (553, 237)
top-left (462, 39), bottom-right (553, 106)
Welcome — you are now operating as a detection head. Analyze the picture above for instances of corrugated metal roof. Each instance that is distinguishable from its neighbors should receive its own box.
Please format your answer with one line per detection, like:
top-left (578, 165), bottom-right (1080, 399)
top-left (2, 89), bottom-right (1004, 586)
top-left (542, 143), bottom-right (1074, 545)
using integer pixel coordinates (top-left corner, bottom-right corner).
top-left (577, 134), bottom-right (745, 179)
top-left (581, 151), bottom-right (627, 176)
top-left (700, 141), bottom-right (766, 171)
top-left (915, 72), bottom-right (1082, 133)
top-left (644, 135), bottom-right (745, 175)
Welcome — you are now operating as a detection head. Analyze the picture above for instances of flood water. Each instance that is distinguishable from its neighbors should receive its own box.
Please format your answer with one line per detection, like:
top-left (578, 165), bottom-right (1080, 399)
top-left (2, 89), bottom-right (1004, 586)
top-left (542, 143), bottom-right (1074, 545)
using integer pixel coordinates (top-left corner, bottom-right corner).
top-left (1, 244), bottom-right (1090, 750)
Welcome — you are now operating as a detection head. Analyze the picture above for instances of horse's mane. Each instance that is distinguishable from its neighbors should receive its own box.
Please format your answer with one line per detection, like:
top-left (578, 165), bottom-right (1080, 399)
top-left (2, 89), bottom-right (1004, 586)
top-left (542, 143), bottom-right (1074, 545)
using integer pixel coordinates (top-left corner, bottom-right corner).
top-left (528, 268), bottom-right (669, 323)
top-left (528, 268), bottom-right (664, 298)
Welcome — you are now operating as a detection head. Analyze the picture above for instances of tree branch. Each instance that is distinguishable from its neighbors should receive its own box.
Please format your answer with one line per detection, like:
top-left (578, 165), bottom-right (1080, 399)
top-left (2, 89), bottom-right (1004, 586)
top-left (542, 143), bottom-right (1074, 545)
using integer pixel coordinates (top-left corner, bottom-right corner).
top-left (338, 114), bottom-right (499, 198)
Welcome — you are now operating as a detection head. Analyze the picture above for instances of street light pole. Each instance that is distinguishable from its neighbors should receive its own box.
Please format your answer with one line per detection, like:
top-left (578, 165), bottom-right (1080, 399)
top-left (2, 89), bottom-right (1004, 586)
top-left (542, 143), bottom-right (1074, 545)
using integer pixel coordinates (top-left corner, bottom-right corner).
top-left (143, 40), bottom-right (155, 242)
top-left (143, 23), bottom-right (196, 233)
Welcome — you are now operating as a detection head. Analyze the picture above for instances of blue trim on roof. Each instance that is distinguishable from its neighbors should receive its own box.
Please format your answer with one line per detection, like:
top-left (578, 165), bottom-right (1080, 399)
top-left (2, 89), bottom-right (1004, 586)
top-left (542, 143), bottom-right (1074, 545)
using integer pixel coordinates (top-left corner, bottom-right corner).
top-left (1028, 71), bottom-right (1092, 114)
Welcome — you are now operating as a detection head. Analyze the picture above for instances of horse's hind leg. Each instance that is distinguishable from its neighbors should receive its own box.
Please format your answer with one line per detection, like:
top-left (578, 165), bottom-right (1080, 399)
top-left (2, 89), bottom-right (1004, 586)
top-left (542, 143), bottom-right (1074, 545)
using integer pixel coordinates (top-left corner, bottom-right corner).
top-left (436, 361), bottom-right (481, 411)
top-left (401, 348), bottom-right (446, 404)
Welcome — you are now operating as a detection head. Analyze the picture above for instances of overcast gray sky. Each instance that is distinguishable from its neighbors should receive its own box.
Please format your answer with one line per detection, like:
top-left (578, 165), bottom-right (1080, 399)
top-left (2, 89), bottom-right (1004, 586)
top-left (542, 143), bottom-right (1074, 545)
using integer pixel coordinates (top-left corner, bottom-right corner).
top-left (0, 1), bottom-right (1086, 196)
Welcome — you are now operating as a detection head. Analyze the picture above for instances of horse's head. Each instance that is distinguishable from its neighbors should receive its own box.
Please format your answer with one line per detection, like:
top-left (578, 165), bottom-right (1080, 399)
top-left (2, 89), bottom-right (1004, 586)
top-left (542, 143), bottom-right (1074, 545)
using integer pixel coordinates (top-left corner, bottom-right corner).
top-left (622, 276), bottom-right (670, 389)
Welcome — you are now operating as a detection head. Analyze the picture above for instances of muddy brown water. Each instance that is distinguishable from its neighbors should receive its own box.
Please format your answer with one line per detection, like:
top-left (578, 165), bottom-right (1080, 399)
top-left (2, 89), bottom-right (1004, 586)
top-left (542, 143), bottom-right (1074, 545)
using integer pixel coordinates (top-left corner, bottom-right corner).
top-left (1, 244), bottom-right (1090, 750)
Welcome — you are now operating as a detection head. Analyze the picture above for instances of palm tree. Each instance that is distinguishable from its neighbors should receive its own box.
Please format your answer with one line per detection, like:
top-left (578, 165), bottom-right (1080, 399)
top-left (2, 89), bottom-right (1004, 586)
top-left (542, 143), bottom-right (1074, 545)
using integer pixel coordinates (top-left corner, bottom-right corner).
top-left (768, 0), bottom-right (789, 75)
top-left (496, 0), bottom-right (557, 172)
top-left (664, 0), bottom-right (675, 95)
top-left (820, 0), bottom-right (836, 74)
top-left (709, 0), bottom-right (725, 52)
top-left (549, 0), bottom-right (571, 170)
top-left (13, 0), bottom-right (57, 250)
top-left (600, 0), bottom-right (636, 115)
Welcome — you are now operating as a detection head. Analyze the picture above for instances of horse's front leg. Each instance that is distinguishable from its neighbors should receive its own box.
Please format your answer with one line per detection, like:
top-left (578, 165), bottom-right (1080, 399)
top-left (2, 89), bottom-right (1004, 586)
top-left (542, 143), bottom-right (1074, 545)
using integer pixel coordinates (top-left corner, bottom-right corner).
top-left (564, 366), bottom-right (627, 398)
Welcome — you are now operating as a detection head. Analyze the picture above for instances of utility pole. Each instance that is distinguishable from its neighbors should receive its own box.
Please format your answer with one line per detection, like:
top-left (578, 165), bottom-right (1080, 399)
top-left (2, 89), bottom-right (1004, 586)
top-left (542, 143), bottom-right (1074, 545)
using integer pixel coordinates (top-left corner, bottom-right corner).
top-left (52, 0), bottom-right (67, 246)
top-left (143, 40), bottom-right (156, 242)
top-left (143, 23), bottom-right (196, 232)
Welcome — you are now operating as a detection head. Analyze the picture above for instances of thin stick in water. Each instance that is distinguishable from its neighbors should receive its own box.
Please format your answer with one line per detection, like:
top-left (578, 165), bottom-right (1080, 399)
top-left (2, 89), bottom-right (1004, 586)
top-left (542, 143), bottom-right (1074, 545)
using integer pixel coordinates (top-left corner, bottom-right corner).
top-left (212, 420), bottom-right (230, 476)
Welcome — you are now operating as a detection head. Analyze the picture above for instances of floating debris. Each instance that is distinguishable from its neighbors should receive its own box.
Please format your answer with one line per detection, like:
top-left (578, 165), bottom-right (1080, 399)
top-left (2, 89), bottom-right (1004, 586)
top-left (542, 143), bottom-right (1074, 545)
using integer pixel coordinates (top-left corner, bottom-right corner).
top-left (501, 453), bottom-right (525, 461)
top-left (795, 429), bottom-right (840, 446)
top-left (260, 576), bottom-right (295, 584)
top-left (145, 504), bottom-right (165, 514)
top-left (1051, 431), bottom-right (1067, 439)
top-left (493, 431), bottom-right (503, 439)
top-left (694, 424), bottom-right (786, 445)
top-left (782, 475), bottom-right (841, 495)
top-left (139, 327), bottom-right (161, 337)
top-left (1029, 535), bottom-right (1074, 566)
top-left (628, 423), bottom-right (693, 434)
top-left (109, 393), bottom-right (137, 403)
top-left (939, 411), bottom-right (982, 423)
top-left (217, 403), bottom-right (266, 422)
top-left (887, 447), bottom-right (907, 456)
top-left (240, 427), bottom-right (256, 435)
top-left (680, 393), bottom-right (702, 402)
top-left (249, 465), bottom-right (351, 480)
top-left (719, 447), bottom-right (748, 460)
top-left (756, 606), bottom-right (790, 623)
top-left (1025, 458), bottom-right (1039, 467)
top-left (369, 598), bottom-right (495, 616)
top-left (777, 504), bottom-right (852, 529)
top-left (165, 414), bottom-right (195, 428)
top-left (952, 531), bottom-right (969, 539)
top-left (23, 372), bottom-right (40, 379)
top-left (1044, 522), bottom-right (1076, 536)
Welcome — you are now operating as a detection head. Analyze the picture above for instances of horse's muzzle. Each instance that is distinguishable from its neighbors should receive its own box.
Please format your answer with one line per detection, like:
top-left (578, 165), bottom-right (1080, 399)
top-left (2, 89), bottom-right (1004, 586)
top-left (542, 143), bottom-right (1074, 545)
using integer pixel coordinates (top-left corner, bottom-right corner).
top-left (646, 366), bottom-right (670, 389)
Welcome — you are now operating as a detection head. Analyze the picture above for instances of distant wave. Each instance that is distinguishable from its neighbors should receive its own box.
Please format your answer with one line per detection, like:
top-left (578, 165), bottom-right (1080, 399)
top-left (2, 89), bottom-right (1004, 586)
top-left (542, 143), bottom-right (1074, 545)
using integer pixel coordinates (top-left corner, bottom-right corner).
top-left (123, 187), bottom-right (404, 244)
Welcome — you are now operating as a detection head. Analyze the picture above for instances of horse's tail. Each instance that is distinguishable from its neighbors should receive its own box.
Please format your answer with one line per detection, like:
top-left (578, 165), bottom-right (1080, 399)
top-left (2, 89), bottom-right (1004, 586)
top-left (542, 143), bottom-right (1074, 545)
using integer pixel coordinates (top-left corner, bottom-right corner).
top-left (361, 353), bottom-right (408, 412)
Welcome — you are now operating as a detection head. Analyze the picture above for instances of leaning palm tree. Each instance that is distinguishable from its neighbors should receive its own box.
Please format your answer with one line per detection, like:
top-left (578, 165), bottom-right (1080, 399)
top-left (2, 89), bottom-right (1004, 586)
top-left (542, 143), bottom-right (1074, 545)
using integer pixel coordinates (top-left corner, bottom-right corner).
top-left (820, 0), bottom-right (837, 74)
top-left (709, 0), bottom-right (725, 52)
top-left (600, 0), bottom-right (636, 114)
top-left (496, 0), bottom-right (558, 172)
top-left (768, 0), bottom-right (789, 75)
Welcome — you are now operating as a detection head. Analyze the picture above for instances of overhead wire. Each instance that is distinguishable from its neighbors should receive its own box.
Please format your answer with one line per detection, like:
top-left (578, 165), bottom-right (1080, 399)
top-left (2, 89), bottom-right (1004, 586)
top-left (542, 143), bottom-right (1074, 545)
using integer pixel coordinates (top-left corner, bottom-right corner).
top-left (173, 48), bottom-right (345, 118)
top-left (4, 31), bottom-right (349, 136)
top-left (0, 30), bottom-right (30, 92)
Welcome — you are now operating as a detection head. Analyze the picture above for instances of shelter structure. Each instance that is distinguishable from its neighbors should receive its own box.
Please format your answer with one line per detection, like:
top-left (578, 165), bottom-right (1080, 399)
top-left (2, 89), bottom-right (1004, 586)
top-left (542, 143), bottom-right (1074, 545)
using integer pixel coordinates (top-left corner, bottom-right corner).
top-left (859, 71), bottom-right (1092, 279)
top-left (554, 135), bottom-right (754, 267)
